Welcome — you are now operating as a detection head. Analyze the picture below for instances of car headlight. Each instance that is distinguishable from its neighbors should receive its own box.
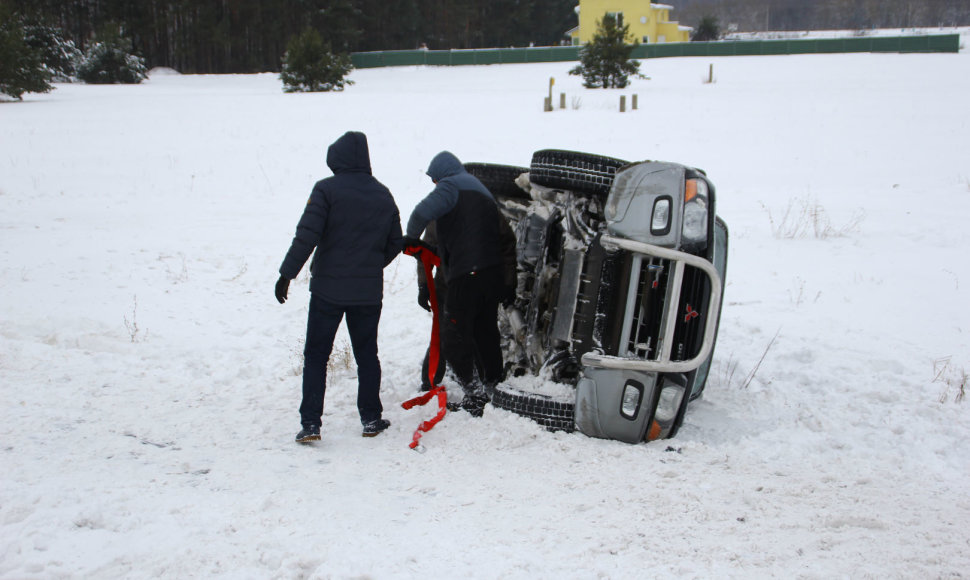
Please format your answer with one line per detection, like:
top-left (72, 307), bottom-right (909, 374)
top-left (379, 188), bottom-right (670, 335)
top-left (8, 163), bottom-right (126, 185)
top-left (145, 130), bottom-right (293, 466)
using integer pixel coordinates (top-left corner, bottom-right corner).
top-left (650, 196), bottom-right (672, 236)
top-left (682, 178), bottom-right (709, 247)
top-left (620, 381), bottom-right (644, 419)
top-left (647, 383), bottom-right (686, 441)
top-left (654, 384), bottom-right (685, 423)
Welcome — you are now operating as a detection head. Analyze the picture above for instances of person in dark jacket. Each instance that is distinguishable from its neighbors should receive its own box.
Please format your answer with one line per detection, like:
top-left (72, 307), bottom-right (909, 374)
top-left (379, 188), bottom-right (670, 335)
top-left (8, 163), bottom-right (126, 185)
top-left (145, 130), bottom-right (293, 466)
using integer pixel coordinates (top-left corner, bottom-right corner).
top-left (276, 131), bottom-right (403, 442)
top-left (404, 151), bottom-right (506, 416)
top-left (416, 214), bottom-right (517, 391)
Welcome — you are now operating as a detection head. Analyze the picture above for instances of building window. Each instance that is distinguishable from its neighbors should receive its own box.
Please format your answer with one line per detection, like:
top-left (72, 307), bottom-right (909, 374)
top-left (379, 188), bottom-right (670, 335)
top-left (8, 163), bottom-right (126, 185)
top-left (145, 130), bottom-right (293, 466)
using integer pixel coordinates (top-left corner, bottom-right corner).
top-left (640, 16), bottom-right (647, 24)
top-left (607, 11), bottom-right (624, 27)
top-left (643, 35), bottom-right (649, 43)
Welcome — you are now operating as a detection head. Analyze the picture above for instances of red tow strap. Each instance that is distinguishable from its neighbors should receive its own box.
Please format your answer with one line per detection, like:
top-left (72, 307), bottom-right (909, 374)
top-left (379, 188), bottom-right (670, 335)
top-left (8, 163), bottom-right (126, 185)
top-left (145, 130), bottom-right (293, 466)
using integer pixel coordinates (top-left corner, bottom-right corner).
top-left (401, 244), bottom-right (447, 450)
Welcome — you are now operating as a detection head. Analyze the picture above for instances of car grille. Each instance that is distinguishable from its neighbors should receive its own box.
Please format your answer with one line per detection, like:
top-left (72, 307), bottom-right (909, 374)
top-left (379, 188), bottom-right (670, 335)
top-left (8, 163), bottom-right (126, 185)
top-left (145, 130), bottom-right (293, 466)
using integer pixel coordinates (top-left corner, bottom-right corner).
top-left (672, 264), bottom-right (712, 362)
top-left (626, 257), bottom-right (670, 359)
top-left (621, 256), bottom-right (710, 363)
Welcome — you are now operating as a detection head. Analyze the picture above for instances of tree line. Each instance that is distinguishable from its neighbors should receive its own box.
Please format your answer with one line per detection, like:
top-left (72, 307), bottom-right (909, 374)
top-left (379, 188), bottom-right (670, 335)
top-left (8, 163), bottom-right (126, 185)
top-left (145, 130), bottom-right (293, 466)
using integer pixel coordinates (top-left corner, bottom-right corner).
top-left (0, 0), bottom-right (579, 74)
top-left (3, 0), bottom-right (967, 75)
top-left (669, 0), bottom-right (970, 34)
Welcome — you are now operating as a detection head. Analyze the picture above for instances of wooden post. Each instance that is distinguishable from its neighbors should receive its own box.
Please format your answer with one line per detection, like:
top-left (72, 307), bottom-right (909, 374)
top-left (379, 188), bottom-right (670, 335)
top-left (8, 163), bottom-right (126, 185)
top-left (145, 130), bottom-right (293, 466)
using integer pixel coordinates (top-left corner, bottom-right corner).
top-left (620, 95), bottom-right (626, 113)
top-left (708, 63), bottom-right (714, 83)
top-left (632, 94), bottom-right (638, 110)
top-left (544, 96), bottom-right (552, 112)
top-left (560, 92), bottom-right (566, 109)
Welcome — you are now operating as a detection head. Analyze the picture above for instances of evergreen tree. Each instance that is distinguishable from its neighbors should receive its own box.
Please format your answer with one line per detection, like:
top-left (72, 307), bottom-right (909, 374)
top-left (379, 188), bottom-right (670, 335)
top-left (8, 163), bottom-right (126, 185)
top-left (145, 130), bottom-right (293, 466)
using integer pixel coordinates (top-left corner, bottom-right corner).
top-left (280, 27), bottom-right (353, 93)
top-left (0, 9), bottom-right (53, 99)
top-left (691, 15), bottom-right (721, 41)
top-left (23, 21), bottom-right (82, 81)
top-left (77, 26), bottom-right (147, 84)
top-left (569, 13), bottom-right (641, 89)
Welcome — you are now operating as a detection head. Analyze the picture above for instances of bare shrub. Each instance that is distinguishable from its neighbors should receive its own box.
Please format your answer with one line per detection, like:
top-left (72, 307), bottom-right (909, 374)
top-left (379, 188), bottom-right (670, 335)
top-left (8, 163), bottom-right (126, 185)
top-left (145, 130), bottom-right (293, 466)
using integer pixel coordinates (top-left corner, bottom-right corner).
top-left (716, 329), bottom-right (780, 390)
top-left (327, 339), bottom-right (354, 374)
top-left (739, 329), bottom-right (780, 389)
top-left (158, 252), bottom-right (188, 283)
top-left (788, 277), bottom-right (822, 306)
top-left (124, 295), bottom-right (148, 343)
top-left (289, 338), bottom-right (354, 377)
top-left (934, 357), bottom-right (967, 404)
top-left (762, 197), bottom-right (865, 240)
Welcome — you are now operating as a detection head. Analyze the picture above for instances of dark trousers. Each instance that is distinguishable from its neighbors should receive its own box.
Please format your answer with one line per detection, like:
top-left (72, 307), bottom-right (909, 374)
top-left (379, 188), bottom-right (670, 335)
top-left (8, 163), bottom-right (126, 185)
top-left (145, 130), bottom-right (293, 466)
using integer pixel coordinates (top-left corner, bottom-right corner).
top-left (300, 294), bottom-right (383, 427)
top-left (442, 266), bottom-right (504, 397)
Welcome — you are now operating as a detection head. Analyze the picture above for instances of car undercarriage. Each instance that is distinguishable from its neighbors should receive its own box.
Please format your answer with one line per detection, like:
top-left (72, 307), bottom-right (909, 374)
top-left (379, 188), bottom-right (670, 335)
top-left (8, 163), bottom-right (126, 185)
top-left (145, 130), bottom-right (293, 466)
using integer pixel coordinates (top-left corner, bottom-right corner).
top-left (464, 150), bottom-right (728, 443)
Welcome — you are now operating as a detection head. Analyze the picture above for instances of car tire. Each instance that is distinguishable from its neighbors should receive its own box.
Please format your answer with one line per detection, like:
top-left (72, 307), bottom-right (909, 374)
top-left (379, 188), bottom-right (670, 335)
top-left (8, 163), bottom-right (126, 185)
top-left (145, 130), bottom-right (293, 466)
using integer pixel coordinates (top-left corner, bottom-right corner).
top-left (491, 383), bottom-right (576, 432)
top-left (529, 150), bottom-right (629, 196)
top-left (463, 163), bottom-right (532, 201)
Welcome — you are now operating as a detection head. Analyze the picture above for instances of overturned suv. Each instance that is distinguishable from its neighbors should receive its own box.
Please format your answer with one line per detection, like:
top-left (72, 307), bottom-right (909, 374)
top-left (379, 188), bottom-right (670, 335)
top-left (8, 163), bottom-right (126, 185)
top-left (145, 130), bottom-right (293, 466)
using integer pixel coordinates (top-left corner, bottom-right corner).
top-left (465, 150), bottom-right (728, 444)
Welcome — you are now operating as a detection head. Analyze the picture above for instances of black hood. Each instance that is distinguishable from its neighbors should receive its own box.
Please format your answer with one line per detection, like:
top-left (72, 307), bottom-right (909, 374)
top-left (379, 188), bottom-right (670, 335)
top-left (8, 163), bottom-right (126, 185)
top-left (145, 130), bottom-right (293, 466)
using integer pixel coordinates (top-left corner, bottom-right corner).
top-left (327, 131), bottom-right (372, 175)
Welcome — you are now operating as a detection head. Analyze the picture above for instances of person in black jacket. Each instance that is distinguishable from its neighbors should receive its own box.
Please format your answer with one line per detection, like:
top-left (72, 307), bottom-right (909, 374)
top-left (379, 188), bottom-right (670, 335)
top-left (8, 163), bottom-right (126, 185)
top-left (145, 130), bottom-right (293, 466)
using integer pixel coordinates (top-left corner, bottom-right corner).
top-left (404, 151), bottom-right (506, 416)
top-left (416, 214), bottom-right (517, 391)
top-left (276, 131), bottom-right (403, 442)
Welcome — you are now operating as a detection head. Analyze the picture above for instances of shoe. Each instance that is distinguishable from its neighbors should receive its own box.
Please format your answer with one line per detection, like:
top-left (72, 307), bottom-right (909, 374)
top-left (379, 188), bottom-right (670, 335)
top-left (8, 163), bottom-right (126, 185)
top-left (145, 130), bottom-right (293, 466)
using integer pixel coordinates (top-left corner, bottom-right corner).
top-left (295, 424), bottom-right (321, 443)
top-left (362, 419), bottom-right (391, 438)
top-left (460, 395), bottom-right (488, 418)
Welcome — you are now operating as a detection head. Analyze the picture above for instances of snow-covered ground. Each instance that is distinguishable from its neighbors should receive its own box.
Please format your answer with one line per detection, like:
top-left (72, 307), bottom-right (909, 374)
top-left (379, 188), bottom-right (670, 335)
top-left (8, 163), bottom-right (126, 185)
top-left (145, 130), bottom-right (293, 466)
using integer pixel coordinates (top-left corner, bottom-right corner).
top-left (2, 36), bottom-right (969, 579)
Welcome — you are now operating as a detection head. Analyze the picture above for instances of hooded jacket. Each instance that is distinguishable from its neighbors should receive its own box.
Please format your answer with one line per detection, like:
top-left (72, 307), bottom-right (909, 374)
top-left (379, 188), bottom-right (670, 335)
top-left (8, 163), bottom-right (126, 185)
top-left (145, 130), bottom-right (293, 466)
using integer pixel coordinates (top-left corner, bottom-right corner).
top-left (280, 131), bottom-right (402, 305)
top-left (406, 151), bottom-right (502, 281)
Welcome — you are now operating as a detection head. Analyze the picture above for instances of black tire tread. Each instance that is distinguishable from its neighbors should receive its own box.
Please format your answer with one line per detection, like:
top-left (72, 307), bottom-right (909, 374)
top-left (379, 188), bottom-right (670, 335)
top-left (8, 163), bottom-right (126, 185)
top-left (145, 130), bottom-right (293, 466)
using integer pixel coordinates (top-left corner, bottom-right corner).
top-left (463, 162), bottom-right (532, 201)
top-left (529, 149), bottom-right (629, 196)
top-left (491, 384), bottom-right (576, 432)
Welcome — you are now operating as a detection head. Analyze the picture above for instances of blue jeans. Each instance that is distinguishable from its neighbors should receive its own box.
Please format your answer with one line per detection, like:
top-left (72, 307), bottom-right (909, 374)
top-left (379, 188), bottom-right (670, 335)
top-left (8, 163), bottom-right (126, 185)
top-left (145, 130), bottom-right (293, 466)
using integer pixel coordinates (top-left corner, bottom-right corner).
top-left (300, 295), bottom-right (383, 427)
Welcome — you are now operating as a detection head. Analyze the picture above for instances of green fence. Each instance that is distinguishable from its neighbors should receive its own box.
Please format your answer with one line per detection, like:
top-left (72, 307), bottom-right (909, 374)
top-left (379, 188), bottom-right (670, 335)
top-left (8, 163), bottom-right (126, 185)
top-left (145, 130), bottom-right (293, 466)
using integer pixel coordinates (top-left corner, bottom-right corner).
top-left (351, 34), bottom-right (960, 69)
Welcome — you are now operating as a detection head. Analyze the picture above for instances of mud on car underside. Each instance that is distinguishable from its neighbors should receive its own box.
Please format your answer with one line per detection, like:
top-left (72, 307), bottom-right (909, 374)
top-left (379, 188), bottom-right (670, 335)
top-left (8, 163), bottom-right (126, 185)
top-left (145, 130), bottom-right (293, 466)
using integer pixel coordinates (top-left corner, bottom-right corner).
top-left (464, 150), bottom-right (728, 444)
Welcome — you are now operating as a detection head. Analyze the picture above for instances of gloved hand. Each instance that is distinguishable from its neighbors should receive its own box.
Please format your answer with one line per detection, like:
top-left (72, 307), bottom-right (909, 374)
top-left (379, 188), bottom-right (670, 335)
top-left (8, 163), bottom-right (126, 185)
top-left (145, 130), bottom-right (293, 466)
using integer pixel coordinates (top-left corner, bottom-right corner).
top-left (275, 275), bottom-right (290, 304)
top-left (417, 285), bottom-right (431, 312)
top-left (403, 236), bottom-right (436, 256)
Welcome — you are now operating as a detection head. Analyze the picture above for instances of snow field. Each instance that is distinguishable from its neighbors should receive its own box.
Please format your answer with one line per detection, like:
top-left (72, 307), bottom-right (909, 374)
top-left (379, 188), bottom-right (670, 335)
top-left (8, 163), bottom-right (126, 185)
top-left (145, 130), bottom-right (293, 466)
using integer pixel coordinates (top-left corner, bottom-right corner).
top-left (2, 36), bottom-right (969, 578)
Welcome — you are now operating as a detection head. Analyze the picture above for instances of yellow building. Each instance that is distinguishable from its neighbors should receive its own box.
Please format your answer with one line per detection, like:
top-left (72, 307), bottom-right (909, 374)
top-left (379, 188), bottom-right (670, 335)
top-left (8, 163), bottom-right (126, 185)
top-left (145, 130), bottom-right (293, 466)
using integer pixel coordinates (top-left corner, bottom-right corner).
top-left (569, 1), bottom-right (691, 45)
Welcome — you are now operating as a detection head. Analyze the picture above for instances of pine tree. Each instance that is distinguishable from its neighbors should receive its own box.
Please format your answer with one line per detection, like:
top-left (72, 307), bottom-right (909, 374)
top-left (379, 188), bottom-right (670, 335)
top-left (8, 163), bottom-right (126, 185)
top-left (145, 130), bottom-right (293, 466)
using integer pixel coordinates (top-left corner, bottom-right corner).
top-left (280, 27), bottom-right (354, 93)
top-left (691, 15), bottom-right (721, 42)
top-left (23, 22), bottom-right (82, 81)
top-left (77, 26), bottom-right (147, 84)
top-left (569, 13), bottom-right (642, 89)
top-left (0, 9), bottom-right (53, 99)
